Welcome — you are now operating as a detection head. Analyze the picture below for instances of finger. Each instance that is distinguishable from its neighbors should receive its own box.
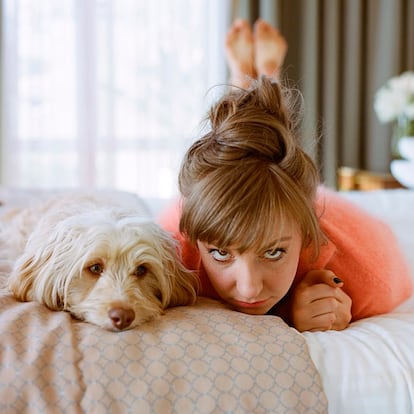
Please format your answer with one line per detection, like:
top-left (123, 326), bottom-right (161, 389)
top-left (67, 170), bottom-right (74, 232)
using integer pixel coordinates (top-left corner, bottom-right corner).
top-left (300, 312), bottom-right (336, 332)
top-left (309, 297), bottom-right (339, 318)
top-left (299, 283), bottom-right (341, 304)
top-left (312, 294), bottom-right (351, 330)
top-left (303, 269), bottom-right (344, 288)
top-left (297, 290), bottom-right (352, 332)
top-left (294, 297), bottom-right (337, 330)
top-left (334, 286), bottom-right (351, 304)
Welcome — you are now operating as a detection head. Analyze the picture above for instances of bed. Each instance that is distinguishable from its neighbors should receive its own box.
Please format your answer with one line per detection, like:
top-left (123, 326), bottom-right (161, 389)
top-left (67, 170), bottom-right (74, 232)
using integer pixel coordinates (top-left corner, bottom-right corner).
top-left (0, 187), bottom-right (413, 413)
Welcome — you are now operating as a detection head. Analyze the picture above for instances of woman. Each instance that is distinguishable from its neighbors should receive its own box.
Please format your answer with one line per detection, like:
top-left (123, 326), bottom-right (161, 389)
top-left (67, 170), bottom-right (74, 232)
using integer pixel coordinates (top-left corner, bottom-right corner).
top-left (159, 19), bottom-right (412, 332)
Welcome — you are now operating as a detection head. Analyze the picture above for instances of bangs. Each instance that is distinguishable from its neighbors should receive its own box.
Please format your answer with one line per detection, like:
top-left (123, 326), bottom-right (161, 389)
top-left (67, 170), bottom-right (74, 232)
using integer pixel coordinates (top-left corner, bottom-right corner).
top-left (180, 162), bottom-right (317, 253)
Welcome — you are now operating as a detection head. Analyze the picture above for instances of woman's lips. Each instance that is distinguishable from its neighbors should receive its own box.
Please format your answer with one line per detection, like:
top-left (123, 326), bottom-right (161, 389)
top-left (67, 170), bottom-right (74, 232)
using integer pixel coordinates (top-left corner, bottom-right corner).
top-left (232, 298), bottom-right (270, 309)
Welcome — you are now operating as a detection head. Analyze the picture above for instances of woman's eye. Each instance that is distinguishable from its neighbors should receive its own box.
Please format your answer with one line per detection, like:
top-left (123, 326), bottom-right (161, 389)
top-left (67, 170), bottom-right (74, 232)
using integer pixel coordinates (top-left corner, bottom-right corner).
top-left (134, 265), bottom-right (148, 277)
top-left (88, 263), bottom-right (104, 275)
top-left (263, 248), bottom-right (285, 260)
top-left (209, 249), bottom-right (231, 262)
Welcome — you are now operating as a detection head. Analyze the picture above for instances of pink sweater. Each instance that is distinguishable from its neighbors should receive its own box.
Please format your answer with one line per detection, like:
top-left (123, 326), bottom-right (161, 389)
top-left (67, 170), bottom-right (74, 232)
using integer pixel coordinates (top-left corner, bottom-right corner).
top-left (159, 189), bottom-right (413, 321)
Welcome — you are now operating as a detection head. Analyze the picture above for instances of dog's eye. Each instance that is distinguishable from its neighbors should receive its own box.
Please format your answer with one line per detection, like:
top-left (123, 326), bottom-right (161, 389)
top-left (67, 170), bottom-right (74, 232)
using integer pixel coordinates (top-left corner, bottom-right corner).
top-left (88, 263), bottom-right (104, 275)
top-left (134, 265), bottom-right (147, 277)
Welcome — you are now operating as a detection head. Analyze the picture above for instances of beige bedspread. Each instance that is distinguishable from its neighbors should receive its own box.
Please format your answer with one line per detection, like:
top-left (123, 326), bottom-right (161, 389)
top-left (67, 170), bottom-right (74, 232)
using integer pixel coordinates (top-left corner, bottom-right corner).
top-left (0, 189), bottom-right (327, 413)
top-left (0, 295), bottom-right (327, 413)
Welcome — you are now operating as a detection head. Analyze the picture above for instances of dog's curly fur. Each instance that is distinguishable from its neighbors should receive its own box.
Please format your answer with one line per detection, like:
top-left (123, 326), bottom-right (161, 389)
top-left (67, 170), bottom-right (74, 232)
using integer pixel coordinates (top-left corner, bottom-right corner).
top-left (3, 194), bottom-right (198, 331)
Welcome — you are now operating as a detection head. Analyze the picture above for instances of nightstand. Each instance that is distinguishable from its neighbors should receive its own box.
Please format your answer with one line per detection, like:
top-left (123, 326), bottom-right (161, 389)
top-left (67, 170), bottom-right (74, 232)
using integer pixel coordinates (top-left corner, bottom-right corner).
top-left (337, 167), bottom-right (404, 191)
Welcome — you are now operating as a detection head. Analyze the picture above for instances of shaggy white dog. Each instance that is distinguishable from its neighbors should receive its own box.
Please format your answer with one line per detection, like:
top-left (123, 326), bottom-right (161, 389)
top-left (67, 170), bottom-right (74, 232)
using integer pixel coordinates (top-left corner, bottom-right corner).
top-left (1, 193), bottom-right (197, 331)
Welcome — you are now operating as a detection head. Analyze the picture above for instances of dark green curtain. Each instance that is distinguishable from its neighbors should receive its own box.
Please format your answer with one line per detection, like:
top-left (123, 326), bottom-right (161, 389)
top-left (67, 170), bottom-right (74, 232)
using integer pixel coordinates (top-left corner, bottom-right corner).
top-left (229, 0), bottom-right (414, 187)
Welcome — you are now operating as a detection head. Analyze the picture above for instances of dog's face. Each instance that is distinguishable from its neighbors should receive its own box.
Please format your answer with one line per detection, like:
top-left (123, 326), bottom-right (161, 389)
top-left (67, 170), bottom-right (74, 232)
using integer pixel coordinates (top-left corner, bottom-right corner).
top-left (8, 209), bottom-right (197, 331)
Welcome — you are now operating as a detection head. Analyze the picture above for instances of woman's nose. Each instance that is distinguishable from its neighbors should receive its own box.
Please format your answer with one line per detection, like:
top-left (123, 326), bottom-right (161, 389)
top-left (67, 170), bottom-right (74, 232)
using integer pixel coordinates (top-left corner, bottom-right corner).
top-left (235, 261), bottom-right (263, 300)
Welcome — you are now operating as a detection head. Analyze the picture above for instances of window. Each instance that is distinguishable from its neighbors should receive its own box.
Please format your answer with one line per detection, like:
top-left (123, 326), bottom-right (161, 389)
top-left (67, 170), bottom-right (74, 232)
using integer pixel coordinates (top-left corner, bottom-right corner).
top-left (1, 0), bottom-right (229, 213)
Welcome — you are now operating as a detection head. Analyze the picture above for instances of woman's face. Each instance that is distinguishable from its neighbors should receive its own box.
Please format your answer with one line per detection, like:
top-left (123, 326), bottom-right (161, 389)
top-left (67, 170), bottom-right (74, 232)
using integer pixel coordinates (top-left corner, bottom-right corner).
top-left (197, 221), bottom-right (302, 315)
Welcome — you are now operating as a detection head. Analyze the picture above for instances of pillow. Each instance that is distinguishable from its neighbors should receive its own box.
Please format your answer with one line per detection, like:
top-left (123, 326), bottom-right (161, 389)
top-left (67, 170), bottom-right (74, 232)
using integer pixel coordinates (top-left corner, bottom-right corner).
top-left (0, 295), bottom-right (328, 413)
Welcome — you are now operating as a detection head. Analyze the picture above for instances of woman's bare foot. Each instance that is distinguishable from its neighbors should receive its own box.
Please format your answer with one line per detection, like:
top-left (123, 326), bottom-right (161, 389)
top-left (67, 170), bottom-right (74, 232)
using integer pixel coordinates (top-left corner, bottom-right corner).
top-left (225, 18), bottom-right (256, 88)
top-left (253, 19), bottom-right (287, 80)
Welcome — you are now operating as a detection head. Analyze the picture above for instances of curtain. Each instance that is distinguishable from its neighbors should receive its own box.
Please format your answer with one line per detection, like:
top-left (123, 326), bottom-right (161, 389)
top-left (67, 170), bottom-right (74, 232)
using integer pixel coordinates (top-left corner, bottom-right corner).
top-left (0, 0), bottom-right (229, 213)
top-left (231, 0), bottom-right (414, 187)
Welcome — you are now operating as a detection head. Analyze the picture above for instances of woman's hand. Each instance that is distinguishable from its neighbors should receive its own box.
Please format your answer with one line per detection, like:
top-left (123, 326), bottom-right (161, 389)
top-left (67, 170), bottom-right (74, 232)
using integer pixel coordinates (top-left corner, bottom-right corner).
top-left (290, 269), bottom-right (352, 332)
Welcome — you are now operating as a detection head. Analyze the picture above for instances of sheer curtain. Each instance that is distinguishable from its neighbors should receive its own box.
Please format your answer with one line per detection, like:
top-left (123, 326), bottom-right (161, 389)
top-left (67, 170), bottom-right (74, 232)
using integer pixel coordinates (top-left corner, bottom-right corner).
top-left (1, 0), bottom-right (229, 213)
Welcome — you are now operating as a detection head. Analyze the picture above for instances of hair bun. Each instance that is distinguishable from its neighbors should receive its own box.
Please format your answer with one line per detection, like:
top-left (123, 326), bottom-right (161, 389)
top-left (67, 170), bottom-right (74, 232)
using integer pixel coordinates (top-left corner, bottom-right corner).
top-left (209, 77), bottom-right (300, 135)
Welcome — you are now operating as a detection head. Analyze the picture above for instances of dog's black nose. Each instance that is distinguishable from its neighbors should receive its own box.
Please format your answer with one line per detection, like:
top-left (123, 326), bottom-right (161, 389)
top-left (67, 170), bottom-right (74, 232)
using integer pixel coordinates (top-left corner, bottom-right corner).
top-left (108, 307), bottom-right (135, 330)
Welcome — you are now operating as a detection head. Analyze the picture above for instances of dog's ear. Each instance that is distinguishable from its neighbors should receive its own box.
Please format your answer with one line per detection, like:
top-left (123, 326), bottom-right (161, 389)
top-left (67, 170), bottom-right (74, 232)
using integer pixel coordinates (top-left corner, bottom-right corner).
top-left (8, 255), bottom-right (38, 302)
top-left (9, 247), bottom-right (65, 310)
top-left (156, 230), bottom-right (199, 307)
top-left (8, 222), bottom-right (77, 311)
top-left (163, 253), bottom-right (198, 307)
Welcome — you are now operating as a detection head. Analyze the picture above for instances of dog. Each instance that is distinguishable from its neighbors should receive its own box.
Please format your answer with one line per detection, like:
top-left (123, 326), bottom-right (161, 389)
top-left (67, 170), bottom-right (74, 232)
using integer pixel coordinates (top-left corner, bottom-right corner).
top-left (2, 193), bottom-right (198, 331)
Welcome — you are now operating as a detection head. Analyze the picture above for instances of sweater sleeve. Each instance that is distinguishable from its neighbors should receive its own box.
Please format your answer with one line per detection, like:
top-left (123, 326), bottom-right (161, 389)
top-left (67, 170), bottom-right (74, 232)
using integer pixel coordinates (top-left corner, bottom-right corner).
top-left (302, 188), bottom-right (413, 321)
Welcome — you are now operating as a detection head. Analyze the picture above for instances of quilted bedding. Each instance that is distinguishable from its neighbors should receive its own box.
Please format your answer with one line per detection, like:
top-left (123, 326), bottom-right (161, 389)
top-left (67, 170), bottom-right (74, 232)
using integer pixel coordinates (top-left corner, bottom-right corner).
top-left (0, 296), bottom-right (326, 413)
top-left (0, 188), bottom-right (327, 414)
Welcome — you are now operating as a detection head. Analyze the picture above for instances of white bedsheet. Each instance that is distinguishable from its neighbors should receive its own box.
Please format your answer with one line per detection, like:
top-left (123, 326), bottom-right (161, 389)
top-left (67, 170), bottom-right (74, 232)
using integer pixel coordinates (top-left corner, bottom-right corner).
top-left (303, 190), bottom-right (414, 414)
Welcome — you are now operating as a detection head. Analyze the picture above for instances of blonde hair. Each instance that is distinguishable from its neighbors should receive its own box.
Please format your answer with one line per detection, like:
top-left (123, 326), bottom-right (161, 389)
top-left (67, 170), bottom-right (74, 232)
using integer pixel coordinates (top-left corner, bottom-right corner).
top-left (179, 77), bottom-right (323, 256)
